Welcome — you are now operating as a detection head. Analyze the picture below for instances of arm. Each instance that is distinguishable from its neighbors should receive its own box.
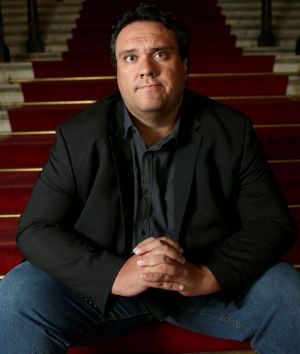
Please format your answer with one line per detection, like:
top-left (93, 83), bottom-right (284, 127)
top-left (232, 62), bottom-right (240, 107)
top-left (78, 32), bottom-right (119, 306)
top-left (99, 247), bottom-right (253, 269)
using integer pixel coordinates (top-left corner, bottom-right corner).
top-left (205, 117), bottom-right (296, 295)
top-left (17, 127), bottom-right (126, 313)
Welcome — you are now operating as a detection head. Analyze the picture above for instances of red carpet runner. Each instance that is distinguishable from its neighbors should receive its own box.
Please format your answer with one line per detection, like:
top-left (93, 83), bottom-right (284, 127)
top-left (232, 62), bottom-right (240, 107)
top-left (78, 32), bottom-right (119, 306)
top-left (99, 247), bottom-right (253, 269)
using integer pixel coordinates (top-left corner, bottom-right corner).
top-left (1, 0), bottom-right (300, 352)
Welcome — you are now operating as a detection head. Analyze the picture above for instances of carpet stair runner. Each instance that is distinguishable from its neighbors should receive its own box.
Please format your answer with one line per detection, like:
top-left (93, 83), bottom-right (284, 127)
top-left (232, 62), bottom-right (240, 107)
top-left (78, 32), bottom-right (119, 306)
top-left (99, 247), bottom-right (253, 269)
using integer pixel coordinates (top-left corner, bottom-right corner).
top-left (0, 0), bottom-right (299, 352)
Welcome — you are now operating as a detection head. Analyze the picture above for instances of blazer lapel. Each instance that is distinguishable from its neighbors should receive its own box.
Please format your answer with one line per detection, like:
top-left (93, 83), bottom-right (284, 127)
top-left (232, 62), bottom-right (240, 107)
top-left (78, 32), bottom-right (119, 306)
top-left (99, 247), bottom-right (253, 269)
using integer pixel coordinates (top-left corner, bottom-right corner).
top-left (109, 104), bottom-right (134, 255)
top-left (175, 116), bottom-right (203, 239)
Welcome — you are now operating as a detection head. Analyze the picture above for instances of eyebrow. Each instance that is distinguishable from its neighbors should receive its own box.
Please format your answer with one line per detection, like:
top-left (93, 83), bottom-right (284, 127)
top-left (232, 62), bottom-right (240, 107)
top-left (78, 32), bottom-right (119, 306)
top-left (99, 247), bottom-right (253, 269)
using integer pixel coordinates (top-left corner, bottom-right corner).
top-left (118, 46), bottom-right (174, 58)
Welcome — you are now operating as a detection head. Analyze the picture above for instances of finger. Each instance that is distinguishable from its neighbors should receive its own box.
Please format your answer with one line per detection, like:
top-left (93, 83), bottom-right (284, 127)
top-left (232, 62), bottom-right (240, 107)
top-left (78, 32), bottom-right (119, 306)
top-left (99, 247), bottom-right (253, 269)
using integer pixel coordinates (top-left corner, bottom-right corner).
top-left (141, 263), bottom-right (188, 278)
top-left (134, 236), bottom-right (182, 252)
top-left (133, 236), bottom-right (183, 256)
top-left (137, 246), bottom-right (185, 265)
top-left (141, 273), bottom-right (184, 292)
top-left (137, 254), bottom-right (175, 267)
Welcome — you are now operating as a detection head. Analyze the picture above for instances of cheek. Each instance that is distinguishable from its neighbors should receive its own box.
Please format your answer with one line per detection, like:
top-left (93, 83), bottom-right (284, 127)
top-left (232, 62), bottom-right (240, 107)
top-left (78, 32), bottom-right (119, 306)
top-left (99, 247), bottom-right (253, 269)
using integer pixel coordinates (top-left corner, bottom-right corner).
top-left (117, 71), bottom-right (129, 94)
top-left (117, 68), bottom-right (135, 89)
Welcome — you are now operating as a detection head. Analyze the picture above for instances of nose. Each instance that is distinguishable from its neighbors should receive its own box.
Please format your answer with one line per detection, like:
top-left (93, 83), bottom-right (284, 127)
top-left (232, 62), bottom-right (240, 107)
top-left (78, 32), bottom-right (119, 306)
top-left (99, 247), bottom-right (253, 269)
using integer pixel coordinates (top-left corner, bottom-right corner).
top-left (139, 56), bottom-right (156, 78)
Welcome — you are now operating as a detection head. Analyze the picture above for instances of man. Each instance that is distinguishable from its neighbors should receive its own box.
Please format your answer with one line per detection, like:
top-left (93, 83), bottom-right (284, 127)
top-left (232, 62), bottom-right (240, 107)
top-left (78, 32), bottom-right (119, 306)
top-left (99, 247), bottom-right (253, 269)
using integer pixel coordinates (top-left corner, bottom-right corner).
top-left (0, 3), bottom-right (299, 353)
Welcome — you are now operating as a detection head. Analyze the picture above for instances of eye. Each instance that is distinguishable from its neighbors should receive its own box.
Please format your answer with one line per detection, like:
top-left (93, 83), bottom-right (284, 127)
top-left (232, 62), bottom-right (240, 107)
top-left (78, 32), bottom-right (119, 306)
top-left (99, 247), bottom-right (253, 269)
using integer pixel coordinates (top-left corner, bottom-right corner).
top-left (124, 54), bottom-right (136, 63)
top-left (154, 51), bottom-right (168, 60)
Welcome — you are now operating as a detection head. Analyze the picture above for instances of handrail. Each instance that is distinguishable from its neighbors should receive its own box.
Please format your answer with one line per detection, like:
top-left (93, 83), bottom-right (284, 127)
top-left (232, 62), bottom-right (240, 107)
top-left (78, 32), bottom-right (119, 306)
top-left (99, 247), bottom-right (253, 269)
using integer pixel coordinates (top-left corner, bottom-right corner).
top-left (258, 0), bottom-right (275, 46)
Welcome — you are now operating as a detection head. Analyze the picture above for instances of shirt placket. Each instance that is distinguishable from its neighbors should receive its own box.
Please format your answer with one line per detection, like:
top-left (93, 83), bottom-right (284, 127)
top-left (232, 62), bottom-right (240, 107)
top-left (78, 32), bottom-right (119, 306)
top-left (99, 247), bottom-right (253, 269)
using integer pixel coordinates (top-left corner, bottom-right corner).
top-left (140, 151), bottom-right (153, 239)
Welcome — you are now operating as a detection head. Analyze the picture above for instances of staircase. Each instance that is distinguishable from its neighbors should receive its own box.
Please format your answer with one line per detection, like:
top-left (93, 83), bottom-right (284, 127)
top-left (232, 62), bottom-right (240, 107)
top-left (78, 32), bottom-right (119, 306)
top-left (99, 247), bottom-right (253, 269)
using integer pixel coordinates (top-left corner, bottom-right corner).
top-left (0, 0), bottom-right (299, 353)
top-left (218, 0), bottom-right (300, 96)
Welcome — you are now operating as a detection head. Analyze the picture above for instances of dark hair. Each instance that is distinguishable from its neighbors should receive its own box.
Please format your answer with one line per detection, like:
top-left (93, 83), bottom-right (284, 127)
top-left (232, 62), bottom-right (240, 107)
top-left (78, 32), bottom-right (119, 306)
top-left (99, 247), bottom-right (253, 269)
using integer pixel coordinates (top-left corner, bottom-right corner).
top-left (109, 3), bottom-right (190, 70)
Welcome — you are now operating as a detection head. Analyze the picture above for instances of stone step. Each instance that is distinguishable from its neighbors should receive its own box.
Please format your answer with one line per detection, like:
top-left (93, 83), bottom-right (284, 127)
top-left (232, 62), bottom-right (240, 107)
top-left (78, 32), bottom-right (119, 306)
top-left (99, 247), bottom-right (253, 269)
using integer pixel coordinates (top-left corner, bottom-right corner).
top-left (3, 24), bottom-right (77, 35)
top-left (244, 47), bottom-right (296, 55)
top-left (4, 33), bottom-right (71, 47)
top-left (218, 2), bottom-right (300, 9)
top-left (287, 75), bottom-right (300, 96)
top-left (0, 111), bottom-right (11, 134)
top-left (2, 8), bottom-right (80, 16)
top-left (3, 13), bottom-right (80, 23)
top-left (0, 84), bottom-right (23, 104)
top-left (222, 11), bottom-right (300, 19)
top-left (274, 55), bottom-right (300, 73)
top-left (237, 38), bottom-right (297, 50)
top-left (7, 43), bottom-right (67, 57)
top-left (0, 63), bottom-right (33, 84)
top-left (231, 28), bottom-right (300, 37)
top-left (12, 52), bottom-right (62, 63)
top-left (1, 0), bottom-right (82, 6)
top-left (226, 18), bottom-right (300, 27)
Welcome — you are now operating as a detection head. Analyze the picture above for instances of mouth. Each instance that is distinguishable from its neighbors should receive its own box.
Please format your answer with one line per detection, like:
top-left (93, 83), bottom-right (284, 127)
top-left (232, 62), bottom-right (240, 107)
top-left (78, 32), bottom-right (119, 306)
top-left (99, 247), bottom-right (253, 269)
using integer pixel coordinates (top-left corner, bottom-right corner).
top-left (137, 83), bottom-right (162, 91)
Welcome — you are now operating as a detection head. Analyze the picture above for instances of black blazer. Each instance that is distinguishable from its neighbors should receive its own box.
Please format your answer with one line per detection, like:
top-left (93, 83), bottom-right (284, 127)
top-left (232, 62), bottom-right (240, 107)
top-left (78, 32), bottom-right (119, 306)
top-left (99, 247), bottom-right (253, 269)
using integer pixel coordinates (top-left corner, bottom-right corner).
top-left (17, 90), bottom-right (296, 319)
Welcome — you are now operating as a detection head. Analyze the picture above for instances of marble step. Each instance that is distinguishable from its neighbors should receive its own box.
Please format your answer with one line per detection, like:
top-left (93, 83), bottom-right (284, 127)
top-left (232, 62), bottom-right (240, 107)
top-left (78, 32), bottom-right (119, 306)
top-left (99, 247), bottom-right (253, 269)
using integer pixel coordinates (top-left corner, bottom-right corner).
top-left (4, 33), bottom-right (71, 47)
top-left (274, 55), bottom-right (300, 73)
top-left (244, 47), bottom-right (296, 55)
top-left (287, 75), bottom-right (300, 96)
top-left (3, 23), bottom-right (77, 35)
top-left (1, 0), bottom-right (82, 6)
top-left (7, 44), bottom-right (67, 57)
top-left (1, 0), bottom-right (82, 14)
top-left (226, 18), bottom-right (300, 27)
top-left (218, 1), bottom-right (300, 9)
top-left (3, 13), bottom-right (80, 23)
top-left (219, 8), bottom-right (300, 21)
top-left (0, 111), bottom-right (11, 134)
top-left (231, 29), bottom-right (300, 37)
top-left (11, 52), bottom-right (62, 63)
top-left (0, 84), bottom-right (23, 104)
top-left (237, 38), bottom-right (297, 50)
top-left (0, 63), bottom-right (33, 84)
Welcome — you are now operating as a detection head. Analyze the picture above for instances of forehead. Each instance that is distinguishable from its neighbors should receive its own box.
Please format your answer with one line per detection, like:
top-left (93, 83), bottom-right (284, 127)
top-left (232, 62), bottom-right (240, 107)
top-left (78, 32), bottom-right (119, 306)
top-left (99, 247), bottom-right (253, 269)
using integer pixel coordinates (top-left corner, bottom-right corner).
top-left (115, 21), bottom-right (178, 52)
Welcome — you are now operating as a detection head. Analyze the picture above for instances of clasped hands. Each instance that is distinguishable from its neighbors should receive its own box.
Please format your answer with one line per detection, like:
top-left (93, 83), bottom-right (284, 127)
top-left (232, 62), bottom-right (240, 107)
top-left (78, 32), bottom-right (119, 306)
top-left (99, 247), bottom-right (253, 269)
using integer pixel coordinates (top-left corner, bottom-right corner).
top-left (111, 236), bottom-right (220, 297)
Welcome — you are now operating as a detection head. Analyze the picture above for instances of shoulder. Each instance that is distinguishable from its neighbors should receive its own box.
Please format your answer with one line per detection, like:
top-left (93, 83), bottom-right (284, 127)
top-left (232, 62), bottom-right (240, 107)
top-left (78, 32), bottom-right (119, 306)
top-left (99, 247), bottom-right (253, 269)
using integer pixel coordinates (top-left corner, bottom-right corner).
top-left (183, 89), bottom-right (251, 141)
top-left (58, 92), bottom-right (123, 140)
top-left (184, 89), bottom-right (250, 128)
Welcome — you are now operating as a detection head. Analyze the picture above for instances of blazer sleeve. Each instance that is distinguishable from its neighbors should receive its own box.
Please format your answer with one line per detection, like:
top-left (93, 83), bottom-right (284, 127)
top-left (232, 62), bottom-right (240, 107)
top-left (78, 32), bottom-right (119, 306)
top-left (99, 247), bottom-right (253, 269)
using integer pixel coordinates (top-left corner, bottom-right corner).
top-left (16, 127), bottom-right (126, 313)
top-left (205, 117), bottom-right (296, 296)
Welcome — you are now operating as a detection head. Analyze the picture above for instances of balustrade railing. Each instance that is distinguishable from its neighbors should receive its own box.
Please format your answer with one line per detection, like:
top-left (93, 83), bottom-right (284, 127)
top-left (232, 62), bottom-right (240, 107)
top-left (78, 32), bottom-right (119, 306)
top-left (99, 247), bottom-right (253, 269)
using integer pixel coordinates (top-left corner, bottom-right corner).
top-left (0, 0), bottom-right (62, 62)
top-left (0, 0), bottom-right (10, 62)
top-left (258, 0), bottom-right (276, 46)
top-left (26, 0), bottom-right (44, 52)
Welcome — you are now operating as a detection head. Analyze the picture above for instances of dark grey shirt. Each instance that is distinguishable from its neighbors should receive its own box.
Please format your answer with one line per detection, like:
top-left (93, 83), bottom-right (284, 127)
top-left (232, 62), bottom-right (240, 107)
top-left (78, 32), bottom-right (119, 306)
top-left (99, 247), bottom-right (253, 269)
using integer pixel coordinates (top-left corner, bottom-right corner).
top-left (123, 108), bottom-right (180, 248)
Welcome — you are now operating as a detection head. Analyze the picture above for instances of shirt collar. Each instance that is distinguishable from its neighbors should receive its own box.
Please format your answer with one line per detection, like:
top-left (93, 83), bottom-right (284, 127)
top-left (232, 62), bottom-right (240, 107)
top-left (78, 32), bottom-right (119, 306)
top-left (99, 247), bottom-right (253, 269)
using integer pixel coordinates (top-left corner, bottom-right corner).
top-left (123, 105), bottom-right (181, 142)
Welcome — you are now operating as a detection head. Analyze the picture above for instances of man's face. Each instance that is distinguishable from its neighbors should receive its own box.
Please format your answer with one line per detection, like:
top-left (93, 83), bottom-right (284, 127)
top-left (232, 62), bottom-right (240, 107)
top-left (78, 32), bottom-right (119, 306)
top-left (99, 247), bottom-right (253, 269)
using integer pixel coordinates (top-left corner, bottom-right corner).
top-left (115, 21), bottom-right (187, 120)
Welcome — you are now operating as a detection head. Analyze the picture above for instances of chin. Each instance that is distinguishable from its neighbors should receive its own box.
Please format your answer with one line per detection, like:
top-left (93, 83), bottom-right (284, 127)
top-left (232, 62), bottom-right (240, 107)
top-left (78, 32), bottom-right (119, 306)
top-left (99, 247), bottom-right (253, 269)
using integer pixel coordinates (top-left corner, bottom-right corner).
top-left (139, 105), bottom-right (162, 113)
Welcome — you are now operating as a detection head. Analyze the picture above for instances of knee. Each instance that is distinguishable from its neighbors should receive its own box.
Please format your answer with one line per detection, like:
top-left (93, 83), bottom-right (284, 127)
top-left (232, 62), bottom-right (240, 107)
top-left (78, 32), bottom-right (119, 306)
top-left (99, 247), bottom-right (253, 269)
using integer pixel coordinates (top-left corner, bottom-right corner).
top-left (253, 262), bottom-right (300, 308)
top-left (0, 262), bottom-right (55, 315)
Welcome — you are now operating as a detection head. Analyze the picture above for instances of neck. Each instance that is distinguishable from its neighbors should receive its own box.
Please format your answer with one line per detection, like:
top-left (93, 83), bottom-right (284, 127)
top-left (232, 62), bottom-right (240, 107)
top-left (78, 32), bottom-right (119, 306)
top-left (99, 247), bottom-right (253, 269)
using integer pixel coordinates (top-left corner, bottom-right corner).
top-left (133, 117), bottom-right (177, 146)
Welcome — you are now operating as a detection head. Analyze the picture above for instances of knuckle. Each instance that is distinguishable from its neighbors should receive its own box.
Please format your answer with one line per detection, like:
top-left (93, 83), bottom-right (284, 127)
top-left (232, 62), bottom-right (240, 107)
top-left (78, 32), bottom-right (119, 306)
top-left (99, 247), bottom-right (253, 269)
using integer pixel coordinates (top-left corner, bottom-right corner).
top-left (161, 282), bottom-right (170, 289)
top-left (159, 264), bottom-right (169, 274)
top-left (162, 254), bottom-right (170, 263)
